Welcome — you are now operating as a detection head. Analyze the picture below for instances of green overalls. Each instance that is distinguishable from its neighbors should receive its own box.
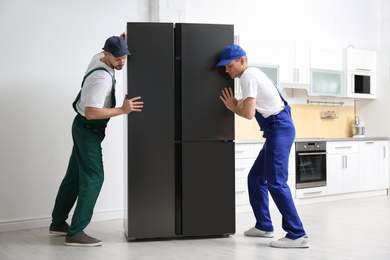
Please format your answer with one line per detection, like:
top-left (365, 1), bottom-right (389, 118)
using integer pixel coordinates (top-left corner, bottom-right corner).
top-left (51, 68), bottom-right (115, 236)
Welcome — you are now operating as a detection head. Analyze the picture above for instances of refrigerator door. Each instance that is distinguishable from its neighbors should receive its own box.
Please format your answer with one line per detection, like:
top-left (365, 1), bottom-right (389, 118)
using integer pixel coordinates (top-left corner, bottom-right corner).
top-left (175, 23), bottom-right (234, 142)
top-left (178, 142), bottom-right (236, 236)
top-left (126, 22), bottom-right (175, 239)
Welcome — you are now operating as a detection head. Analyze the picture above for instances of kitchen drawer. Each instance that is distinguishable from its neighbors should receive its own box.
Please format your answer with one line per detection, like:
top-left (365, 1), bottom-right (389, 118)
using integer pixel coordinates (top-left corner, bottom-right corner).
top-left (235, 158), bottom-right (255, 179)
top-left (327, 141), bottom-right (359, 154)
top-left (296, 186), bottom-right (327, 199)
top-left (235, 144), bottom-right (255, 158)
top-left (235, 143), bottom-right (263, 159)
top-left (236, 178), bottom-right (249, 206)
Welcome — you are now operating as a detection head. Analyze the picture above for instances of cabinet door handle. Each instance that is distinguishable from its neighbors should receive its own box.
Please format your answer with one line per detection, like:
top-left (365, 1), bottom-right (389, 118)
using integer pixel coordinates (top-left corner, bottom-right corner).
top-left (384, 146), bottom-right (387, 159)
top-left (341, 155), bottom-right (348, 169)
top-left (303, 191), bottom-right (322, 196)
top-left (296, 68), bottom-right (299, 82)
top-left (335, 146), bottom-right (353, 149)
top-left (292, 68), bottom-right (296, 82)
top-left (355, 68), bottom-right (371, 72)
top-left (365, 142), bottom-right (375, 144)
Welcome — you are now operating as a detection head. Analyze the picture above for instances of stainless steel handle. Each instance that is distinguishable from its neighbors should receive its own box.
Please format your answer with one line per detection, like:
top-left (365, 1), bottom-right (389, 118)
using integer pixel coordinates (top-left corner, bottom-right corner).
top-left (335, 146), bottom-right (353, 149)
top-left (365, 142), bottom-right (375, 144)
top-left (297, 152), bottom-right (327, 156)
top-left (303, 191), bottom-right (322, 196)
top-left (293, 68), bottom-right (297, 82)
top-left (341, 155), bottom-right (348, 169)
top-left (355, 68), bottom-right (371, 72)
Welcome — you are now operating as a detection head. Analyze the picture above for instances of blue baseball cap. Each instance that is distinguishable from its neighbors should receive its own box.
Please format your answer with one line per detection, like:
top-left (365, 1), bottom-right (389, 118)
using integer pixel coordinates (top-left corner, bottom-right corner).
top-left (216, 44), bottom-right (246, 67)
top-left (103, 36), bottom-right (131, 58)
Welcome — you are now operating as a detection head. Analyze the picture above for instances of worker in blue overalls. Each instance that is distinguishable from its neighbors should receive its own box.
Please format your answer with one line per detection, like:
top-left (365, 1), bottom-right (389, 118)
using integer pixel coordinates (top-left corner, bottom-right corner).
top-left (49, 34), bottom-right (143, 247)
top-left (217, 44), bottom-right (309, 248)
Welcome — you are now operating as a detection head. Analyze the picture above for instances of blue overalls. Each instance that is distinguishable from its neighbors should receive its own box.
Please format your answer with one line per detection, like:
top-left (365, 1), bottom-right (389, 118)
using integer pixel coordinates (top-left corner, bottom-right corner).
top-left (248, 92), bottom-right (306, 240)
top-left (51, 68), bottom-right (115, 236)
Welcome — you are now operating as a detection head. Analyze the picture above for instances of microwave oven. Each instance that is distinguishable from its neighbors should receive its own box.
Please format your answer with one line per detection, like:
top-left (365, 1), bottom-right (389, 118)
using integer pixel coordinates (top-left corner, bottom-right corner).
top-left (346, 71), bottom-right (376, 98)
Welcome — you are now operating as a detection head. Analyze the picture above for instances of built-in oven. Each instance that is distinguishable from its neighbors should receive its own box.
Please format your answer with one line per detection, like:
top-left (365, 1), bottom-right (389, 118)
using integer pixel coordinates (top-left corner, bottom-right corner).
top-left (296, 141), bottom-right (327, 189)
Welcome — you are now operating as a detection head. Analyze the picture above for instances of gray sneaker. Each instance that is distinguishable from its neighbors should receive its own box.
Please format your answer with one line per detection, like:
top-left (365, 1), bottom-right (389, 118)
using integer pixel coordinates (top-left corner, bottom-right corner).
top-left (65, 232), bottom-right (102, 247)
top-left (49, 222), bottom-right (70, 236)
top-left (270, 235), bottom-right (310, 248)
top-left (244, 227), bottom-right (274, 238)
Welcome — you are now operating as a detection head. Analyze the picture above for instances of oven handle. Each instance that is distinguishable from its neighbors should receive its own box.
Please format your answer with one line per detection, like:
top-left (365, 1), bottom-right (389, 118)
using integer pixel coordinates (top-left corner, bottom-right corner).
top-left (297, 152), bottom-right (327, 156)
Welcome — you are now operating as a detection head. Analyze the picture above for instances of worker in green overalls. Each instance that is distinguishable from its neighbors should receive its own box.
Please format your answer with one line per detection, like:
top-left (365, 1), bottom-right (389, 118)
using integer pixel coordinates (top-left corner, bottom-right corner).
top-left (49, 34), bottom-right (143, 247)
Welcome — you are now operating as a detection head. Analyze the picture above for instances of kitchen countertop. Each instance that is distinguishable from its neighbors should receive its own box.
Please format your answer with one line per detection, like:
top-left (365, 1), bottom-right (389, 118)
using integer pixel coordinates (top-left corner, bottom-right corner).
top-left (234, 137), bottom-right (390, 144)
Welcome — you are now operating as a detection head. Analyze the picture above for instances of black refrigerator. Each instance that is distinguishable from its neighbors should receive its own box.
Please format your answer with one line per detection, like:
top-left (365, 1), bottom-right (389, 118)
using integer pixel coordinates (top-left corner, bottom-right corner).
top-left (124, 22), bottom-right (235, 241)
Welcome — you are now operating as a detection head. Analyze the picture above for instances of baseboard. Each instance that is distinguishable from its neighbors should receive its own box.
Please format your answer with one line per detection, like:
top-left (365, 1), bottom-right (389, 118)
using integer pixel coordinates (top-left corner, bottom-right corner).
top-left (0, 210), bottom-right (124, 233)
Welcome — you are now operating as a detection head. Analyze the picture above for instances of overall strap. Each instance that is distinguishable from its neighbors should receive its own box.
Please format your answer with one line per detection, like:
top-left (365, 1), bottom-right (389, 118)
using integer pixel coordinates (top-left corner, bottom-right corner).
top-left (73, 67), bottom-right (116, 113)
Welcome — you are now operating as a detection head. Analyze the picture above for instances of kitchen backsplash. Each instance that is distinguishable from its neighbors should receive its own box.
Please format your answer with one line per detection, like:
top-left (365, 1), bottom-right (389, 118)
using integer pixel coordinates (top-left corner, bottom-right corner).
top-left (235, 104), bottom-right (355, 140)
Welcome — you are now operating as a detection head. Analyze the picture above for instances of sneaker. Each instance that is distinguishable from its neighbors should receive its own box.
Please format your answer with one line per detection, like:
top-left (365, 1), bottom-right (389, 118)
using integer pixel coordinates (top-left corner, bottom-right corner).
top-left (270, 235), bottom-right (310, 248)
top-left (244, 227), bottom-right (274, 238)
top-left (65, 232), bottom-right (102, 247)
top-left (49, 222), bottom-right (70, 236)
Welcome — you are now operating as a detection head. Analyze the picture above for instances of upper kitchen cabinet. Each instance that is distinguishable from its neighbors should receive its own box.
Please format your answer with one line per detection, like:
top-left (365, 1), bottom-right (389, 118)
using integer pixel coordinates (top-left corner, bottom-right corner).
top-left (241, 40), bottom-right (280, 85)
top-left (343, 48), bottom-right (377, 99)
top-left (344, 48), bottom-right (376, 72)
top-left (279, 42), bottom-right (311, 84)
top-left (279, 42), bottom-right (311, 95)
top-left (240, 40), bottom-right (279, 66)
top-left (310, 46), bottom-right (343, 97)
top-left (311, 45), bottom-right (343, 71)
top-left (311, 69), bottom-right (343, 97)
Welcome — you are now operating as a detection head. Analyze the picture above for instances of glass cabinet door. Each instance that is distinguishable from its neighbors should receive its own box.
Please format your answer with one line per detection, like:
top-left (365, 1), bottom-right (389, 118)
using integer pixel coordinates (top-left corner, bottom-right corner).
top-left (311, 69), bottom-right (342, 97)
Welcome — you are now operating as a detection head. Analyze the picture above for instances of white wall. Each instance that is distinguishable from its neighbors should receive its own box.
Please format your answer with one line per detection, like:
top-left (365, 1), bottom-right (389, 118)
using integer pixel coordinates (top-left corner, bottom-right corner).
top-left (0, 0), bottom-right (150, 232)
top-left (0, 0), bottom-right (387, 232)
top-left (186, 0), bottom-right (381, 50)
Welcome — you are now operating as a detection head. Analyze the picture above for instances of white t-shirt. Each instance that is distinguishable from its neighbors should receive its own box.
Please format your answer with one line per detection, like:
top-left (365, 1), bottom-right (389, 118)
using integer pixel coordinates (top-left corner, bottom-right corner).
top-left (241, 67), bottom-right (285, 118)
top-left (75, 53), bottom-right (115, 116)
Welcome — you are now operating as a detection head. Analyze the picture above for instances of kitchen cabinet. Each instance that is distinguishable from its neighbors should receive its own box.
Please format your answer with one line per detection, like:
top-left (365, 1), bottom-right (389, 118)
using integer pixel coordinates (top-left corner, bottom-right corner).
top-left (344, 48), bottom-right (377, 72)
top-left (310, 69), bottom-right (343, 97)
top-left (378, 141), bottom-right (389, 189)
top-left (343, 48), bottom-right (377, 99)
top-left (311, 45), bottom-right (342, 71)
top-left (279, 42), bottom-right (311, 85)
top-left (241, 40), bottom-right (279, 66)
top-left (327, 142), bottom-right (359, 195)
top-left (235, 143), bottom-right (263, 212)
top-left (359, 140), bottom-right (389, 191)
top-left (235, 142), bottom-right (295, 212)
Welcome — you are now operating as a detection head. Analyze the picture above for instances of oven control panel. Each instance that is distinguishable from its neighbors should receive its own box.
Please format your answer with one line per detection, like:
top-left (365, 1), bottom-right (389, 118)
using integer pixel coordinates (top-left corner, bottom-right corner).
top-left (296, 142), bottom-right (326, 152)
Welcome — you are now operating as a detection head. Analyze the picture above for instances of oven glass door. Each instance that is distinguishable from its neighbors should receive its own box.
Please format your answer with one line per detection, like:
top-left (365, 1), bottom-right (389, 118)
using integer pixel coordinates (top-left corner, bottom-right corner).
top-left (296, 151), bottom-right (326, 189)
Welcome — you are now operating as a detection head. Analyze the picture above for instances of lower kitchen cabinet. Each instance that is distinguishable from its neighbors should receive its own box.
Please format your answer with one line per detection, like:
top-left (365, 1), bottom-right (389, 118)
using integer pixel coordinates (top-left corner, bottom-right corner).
top-left (359, 140), bottom-right (389, 191)
top-left (235, 142), bottom-right (295, 212)
top-left (236, 139), bottom-right (388, 209)
top-left (327, 141), bottom-right (360, 195)
top-left (378, 141), bottom-right (389, 189)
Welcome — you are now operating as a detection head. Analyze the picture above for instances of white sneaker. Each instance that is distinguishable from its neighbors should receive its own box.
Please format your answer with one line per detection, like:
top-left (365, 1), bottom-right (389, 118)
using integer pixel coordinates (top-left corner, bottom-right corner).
top-left (270, 236), bottom-right (310, 248)
top-left (244, 227), bottom-right (274, 238)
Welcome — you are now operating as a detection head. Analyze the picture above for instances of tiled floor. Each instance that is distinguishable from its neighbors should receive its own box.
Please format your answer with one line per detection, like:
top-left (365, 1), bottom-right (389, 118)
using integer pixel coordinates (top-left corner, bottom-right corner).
top-left (1, 195), bottom-right (389, 260)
